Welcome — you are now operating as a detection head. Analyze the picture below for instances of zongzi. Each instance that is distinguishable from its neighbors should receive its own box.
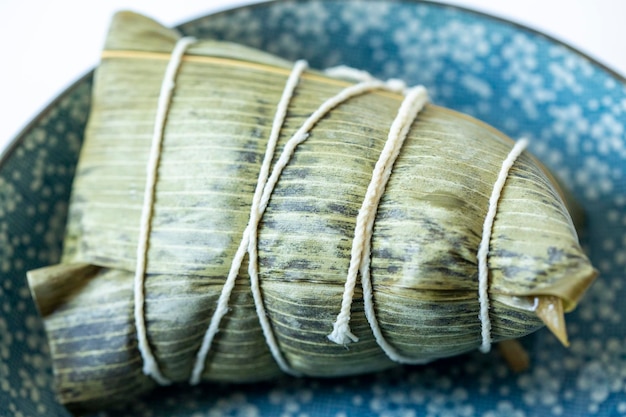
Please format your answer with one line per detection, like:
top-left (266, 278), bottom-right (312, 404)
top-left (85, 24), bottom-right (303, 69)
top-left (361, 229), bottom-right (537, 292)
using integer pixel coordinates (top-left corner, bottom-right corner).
top-left (27, 11), bottom-right (597, 414)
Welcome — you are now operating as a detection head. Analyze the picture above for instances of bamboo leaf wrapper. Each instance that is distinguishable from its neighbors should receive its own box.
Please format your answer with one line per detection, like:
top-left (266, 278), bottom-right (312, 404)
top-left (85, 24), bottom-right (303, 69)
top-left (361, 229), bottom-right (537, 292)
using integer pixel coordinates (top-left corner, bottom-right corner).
top-left (27, 11), bottom-right (597, 413)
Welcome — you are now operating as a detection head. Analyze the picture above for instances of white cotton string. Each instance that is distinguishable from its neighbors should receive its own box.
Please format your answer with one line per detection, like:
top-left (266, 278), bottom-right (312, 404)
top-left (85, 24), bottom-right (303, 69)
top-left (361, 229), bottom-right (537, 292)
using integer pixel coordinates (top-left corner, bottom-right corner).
top-left (189, 60), bottom-right (308, 384)
top-left (189, 227), bottom-right (249, 386)
top-left (134, 36), bottom-right (196, 385)
top-left (324, 65), bottom-right (377, 83)
top-left (477, 138), bottom-right (529, 353)
top-left (324, 65), bottom-right (407, 92)
top-left (327, 86), bottom-right (430, 354)
top-left (354, 87), bottom-right (432, 364)
top-left (246, 60), bottom-right (308, 376)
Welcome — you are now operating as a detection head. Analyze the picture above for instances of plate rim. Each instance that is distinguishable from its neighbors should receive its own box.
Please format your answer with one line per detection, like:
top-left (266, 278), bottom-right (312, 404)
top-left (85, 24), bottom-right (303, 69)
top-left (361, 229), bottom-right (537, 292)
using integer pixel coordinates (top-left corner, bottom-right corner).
top-left (2, 0), bottom-right (624, 166)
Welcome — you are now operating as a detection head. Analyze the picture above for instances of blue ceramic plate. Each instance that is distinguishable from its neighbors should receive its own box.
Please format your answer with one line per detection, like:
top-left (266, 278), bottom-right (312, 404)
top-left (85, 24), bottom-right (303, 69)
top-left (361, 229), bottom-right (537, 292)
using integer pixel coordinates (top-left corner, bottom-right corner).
top-left (1, 1), bottom-right (625, 416)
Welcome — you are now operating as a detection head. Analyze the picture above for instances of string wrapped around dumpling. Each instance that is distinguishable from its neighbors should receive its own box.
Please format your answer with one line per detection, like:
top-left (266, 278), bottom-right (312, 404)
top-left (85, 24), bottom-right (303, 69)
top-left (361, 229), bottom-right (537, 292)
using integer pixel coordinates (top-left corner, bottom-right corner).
top-left (27, 11), bottom-right (596, 414)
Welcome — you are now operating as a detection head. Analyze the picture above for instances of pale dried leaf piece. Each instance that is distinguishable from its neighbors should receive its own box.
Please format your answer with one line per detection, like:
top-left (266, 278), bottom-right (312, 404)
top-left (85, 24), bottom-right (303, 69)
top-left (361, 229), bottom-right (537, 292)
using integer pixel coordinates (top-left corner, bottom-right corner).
top-left (27, 263), bottom-right (101, 316)
top-left (497, 339), bottom-right (530, 372)
top-left (534, 295), bottom-right (570, 347)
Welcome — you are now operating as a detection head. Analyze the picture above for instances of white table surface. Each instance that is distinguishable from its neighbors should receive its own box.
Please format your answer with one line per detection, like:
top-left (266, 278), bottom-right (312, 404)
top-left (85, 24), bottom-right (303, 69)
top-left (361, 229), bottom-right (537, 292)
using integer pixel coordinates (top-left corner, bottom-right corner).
top-left (1, 0), bottom-right (625, 155)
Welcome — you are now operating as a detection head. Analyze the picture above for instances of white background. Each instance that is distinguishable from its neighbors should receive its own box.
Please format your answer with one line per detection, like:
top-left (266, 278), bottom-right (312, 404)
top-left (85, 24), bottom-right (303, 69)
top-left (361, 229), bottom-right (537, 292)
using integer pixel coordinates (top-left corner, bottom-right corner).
top-left (1, 0), bottom-right (625, 155)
